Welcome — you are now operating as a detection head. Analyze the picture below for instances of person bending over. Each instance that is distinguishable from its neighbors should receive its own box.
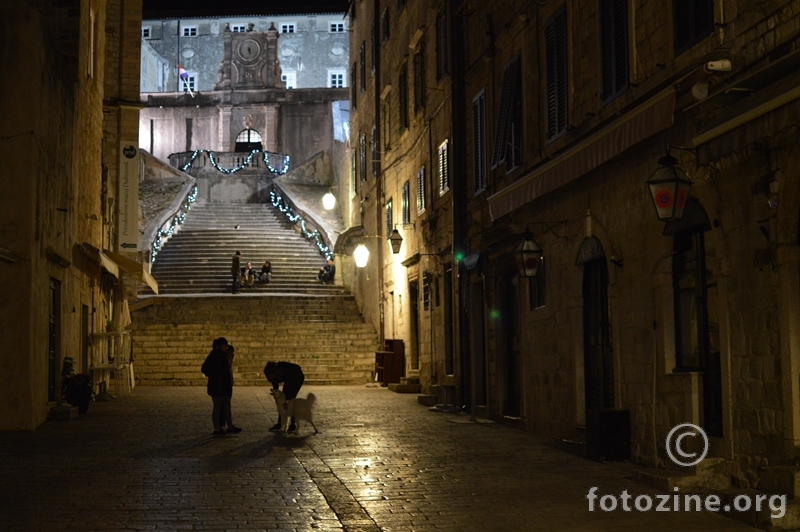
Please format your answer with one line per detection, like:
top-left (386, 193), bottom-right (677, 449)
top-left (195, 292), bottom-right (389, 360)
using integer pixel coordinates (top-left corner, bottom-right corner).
top-left (264, 360), bottom-right (305, 432)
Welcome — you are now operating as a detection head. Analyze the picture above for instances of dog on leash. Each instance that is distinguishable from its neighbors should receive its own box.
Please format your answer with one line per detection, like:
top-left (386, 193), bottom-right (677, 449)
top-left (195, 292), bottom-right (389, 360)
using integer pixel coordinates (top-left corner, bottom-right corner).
top-left (270, 388), bottom-right (318, 434)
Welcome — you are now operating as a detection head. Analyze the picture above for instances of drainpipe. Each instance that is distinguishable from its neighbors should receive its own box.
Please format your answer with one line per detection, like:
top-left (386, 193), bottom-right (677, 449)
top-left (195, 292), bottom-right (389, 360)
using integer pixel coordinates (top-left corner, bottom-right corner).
top-left (374, 0), bottom-right (384, 348)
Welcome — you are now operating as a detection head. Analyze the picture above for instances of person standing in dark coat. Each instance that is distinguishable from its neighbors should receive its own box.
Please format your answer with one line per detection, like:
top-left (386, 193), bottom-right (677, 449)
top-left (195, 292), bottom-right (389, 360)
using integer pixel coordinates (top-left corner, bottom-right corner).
top-left (202, 337), bottom-right (241, 436)
top-left (264, 361), bottom-right (305, 432)
top-left (231, 251), bottom-right (242, 294)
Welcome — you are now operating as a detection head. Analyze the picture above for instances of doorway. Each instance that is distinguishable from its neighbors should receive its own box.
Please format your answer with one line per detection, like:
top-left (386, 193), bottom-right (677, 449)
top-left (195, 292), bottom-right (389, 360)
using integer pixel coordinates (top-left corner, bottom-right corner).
top-left (583, 258), bottom-right (614, 411)
top-left (500, 272), bottom-right (522, 417)
top-left (409, 281), bottom-right (420, 369)
top-left (471, 280), bottom-right (487, 406)
top-left (48, 279), bottom-right (61, 402)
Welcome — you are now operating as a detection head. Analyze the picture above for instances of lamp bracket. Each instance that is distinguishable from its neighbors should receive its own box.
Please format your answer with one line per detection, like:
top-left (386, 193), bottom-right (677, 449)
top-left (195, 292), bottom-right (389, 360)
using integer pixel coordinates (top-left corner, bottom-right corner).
top-left (524, 221), bottom-right (569, 240)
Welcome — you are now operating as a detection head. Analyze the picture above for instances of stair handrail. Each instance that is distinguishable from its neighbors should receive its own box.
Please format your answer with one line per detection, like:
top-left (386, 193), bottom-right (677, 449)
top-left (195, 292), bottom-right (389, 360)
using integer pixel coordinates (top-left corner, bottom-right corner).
top-left (149, 184), bottom-right (198, 263)
top-left (269, 186), bottom-right (333, 260)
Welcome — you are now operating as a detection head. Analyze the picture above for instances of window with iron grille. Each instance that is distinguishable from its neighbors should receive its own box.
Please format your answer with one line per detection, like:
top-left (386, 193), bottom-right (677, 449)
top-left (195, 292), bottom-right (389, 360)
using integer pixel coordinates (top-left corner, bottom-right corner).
top-left (359, 42), bottom-right (366, 93)
top-left (545, 8), bottom-right (568, 141)
top-left (330, 22), bottom-right (345, 32)
top-left (231, 24), bottom-right (247, 33)
top-left (600, 0), bottom-right (629, 103)
top-left (371, 126), bottom-right (378, 178)
top-left (182, 26), bottom-right (197, 37)
top-left (398, 65), bottom-right (409, 131)
top-left (281, 23), bottom-right (295, 34)
top-left (401, 182), bottom-right (411, 225)
top-left (382, 9), bottom-right (390, 43)
top-left (413, 43), bottom-right (425, 111)
top-left (528, 258), bottom-right (546, 309)
top-left (386, 199), bottom-right (393, 238)
top-left (359, 133), bottom-right (367, 182)
top-left (472, 89), bottom-right (487, 192)
top-left (351, 150), bottom-right (357, 195)
top-left (417, 166), bottom-right (427, 213)
top-left (490, 54), bottom-right (522, 170)
top-left (141, 27), bottom-right (151, 38)
top-left (351, 63), bottom-right (357, 109)
top-left (436, 10), bottom-right (448, 80)
top-left (673, 0), bottom-right (713, 55)
top-left (438, 140), bottom-right (449, 195)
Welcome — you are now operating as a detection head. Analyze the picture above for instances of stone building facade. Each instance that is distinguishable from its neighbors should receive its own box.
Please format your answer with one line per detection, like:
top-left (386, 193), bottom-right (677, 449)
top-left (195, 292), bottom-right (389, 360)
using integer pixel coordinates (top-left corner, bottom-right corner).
top-left (345, 0), bottom-right (800, 487)
top-left (140, 13), bottom-right (350, 93)
top-left (0, 0), bottom-right (148, 430)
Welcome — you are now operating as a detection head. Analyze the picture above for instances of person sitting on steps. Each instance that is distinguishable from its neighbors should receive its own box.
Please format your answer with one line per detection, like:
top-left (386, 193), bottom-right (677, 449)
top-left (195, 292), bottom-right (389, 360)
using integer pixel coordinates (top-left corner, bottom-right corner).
top-left (259, 260), bottom-right (272, 283)
top-left (241, 262), bottom-right (255, 288)
top-left (317, 259), bottom-right (335, 284)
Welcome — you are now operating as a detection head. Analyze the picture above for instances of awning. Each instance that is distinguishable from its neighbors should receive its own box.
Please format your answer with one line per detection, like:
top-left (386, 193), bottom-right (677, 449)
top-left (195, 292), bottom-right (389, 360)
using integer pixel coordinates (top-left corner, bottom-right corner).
top-left (462, 252), bottom-right (482, 271)
top-left (488, 88), bottom-right (676, 221)
top-left (105, 250), bottom-right (159, 294)
top-left (80, 243), bottom-right (119, 278)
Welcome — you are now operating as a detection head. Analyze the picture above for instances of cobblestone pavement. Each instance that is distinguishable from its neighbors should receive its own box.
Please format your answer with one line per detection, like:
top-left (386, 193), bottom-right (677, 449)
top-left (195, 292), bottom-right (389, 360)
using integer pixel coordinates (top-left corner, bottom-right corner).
top-left (0, 386), bottom-right (755, 531)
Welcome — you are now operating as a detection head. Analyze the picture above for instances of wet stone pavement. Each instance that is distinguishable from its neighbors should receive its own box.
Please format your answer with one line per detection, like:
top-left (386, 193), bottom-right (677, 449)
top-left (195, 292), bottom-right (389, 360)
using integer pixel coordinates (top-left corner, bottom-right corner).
top-left (0, 386), bottom-right (754, 531)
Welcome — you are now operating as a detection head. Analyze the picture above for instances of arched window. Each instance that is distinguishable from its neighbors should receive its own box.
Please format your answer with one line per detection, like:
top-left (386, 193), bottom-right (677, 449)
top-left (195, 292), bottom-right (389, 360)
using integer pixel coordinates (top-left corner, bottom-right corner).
top-left (234, 129), bottom-right (263, 152)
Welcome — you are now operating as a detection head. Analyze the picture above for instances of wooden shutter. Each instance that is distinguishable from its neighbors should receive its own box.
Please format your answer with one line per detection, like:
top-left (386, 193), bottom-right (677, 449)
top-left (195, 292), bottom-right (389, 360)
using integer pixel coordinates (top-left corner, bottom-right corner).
top-left (417, 167), bottom-right (426, 213)
top-left (674, 0), bottom-right (713, 55)
top-left (601, 0), bottom-right (628, 102)
top-left (439, 140), bottom-right (449, 194)
top-left (414, 44), bottom-right (425, 111)
top-left (546, 9), bottom-right (568, 140)
top-left (491, 55), bottom-right (520, 168)
top-left (386, 199), bottom-right (393, 238)
top-left (472, 90), bottom-right (487, 191)
top-left (402, 182), bottom-right (410, 224)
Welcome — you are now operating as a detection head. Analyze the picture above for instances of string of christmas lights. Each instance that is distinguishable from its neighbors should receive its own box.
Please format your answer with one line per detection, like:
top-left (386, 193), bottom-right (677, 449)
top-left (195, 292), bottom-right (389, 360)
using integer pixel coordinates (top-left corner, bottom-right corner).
top-left (181, 149), bottom-right (290, 175)
top-left (270, 189), bottom-right (333, 260)
top-left (151, 184), bottom-right (198, 263)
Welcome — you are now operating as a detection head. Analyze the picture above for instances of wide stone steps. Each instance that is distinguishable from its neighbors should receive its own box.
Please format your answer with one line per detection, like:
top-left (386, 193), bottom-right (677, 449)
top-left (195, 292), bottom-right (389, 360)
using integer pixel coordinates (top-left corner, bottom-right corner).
top-left (149, 201), bottom-right (331, 295)
top-left (131, 294), bottom-right (379, 386)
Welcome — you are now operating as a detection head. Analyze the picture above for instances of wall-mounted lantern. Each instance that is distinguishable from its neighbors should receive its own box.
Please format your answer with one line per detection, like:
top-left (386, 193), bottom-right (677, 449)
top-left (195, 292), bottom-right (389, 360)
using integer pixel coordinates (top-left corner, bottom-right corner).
top-left (322, 192), bottom-right (336, 210)
top-left (646, 153), bottom-right (693, 221)
top-left (354, 244), bottom-right (369, 267)
top-left (514, 233), bottom-right (542, 277)
top-left (389, 228), bottom-right (403, 254)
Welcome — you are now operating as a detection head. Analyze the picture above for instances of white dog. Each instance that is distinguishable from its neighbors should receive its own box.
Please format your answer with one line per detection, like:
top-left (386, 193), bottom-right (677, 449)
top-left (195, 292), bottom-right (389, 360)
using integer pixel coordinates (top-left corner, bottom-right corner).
top-left (270, 388), bottom-right (318, 434)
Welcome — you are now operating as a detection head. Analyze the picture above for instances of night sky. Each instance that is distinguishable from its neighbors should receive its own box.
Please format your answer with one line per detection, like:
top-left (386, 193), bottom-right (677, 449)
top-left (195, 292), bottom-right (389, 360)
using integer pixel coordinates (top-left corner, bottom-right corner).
top-left (143, 0), bottom-right (349, 18)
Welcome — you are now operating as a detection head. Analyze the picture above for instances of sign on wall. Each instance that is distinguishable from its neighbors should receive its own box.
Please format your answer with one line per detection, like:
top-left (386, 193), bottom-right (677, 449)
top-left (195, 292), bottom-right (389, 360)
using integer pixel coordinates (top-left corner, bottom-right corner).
top-left (118, 141), bottom-right (139, 251)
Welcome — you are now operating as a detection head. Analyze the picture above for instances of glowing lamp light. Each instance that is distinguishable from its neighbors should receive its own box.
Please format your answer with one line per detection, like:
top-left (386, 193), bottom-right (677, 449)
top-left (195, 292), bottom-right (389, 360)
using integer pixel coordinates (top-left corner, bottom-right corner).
top-left (322, 192), bottom-right (336, 210)
top-left (514, 233), bottom-right (542, 277)
top-left (646, 153), bottom-right (693, 222)
top-left (354, 244), bottom-right (370, 267)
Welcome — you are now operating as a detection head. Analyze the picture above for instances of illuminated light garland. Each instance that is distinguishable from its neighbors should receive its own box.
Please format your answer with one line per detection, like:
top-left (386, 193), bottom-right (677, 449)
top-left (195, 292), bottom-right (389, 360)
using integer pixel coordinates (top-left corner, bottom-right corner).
top-left (151, 184), bottom-right (198, 263)
top-left (270, 190), bottom-right (333, 260)
top-left (181, 149), bottom-right (290, 175)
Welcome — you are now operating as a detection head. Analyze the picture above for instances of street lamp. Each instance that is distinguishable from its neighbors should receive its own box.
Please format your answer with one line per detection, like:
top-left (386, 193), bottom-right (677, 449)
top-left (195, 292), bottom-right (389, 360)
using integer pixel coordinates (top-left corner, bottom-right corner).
top-left (354, 244), bottom-right (369, 267)
top-left (514, 233), bottom-right (542, 277)
top-left (646, 152), bottom-right (693, 221)
top-left (389, 228), bottom-right (403, 254)
top-left (322, 192), bottom-right (336, 210)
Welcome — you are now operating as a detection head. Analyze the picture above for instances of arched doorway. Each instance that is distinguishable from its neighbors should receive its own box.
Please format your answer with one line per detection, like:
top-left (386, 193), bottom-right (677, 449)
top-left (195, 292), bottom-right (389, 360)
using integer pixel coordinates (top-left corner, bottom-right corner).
top-left (235, 128), bottom-right (263, 152)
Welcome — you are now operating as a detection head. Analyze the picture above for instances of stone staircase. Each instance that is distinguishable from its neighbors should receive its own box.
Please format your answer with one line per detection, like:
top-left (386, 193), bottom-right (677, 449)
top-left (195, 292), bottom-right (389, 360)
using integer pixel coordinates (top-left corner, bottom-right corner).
top-left (130, 295), bottom-right (378, 386)
top-left (150, 202), bottom-right (340, 295)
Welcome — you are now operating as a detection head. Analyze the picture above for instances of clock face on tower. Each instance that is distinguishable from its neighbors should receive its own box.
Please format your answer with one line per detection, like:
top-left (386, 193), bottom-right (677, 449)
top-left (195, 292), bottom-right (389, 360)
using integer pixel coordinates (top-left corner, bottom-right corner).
top-left (237, 39), bottom-right (260, 62)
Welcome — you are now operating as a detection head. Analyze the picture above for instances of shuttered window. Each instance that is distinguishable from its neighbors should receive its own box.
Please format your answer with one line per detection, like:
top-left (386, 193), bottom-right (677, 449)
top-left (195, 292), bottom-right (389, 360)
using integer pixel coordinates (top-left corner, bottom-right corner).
top-left (386, 199), bottom-right (393, 238)
top-left (545, 8), bottom-right (568, 140)
top-left (414, 43), bottom-right (426, 111)
top-left (438, 140), bottom-right (450, 195)
top-left (370, 21), bottom-right (376, 73)
top-left (382, 9), bottom-right (390, 43)
top-left (371, 126), bottom-right (378, 178)
top-left (359, 42), bottom-right (366, 92)
top-left (600, 0), bottom-right (628, 103)
top-left (472, 90), bottom-right (487, 192)
top-left (351, 150), bottom-right (357, 195)
top-left (417, 166), bottom-right (427, 213)
top-left (436, 10), bottom-right (448, 80)
top-left (401, 182), bottom-right (411, 225)
top-left (351, 63), bottom-right (357, 109)
top-left (359, 133), bottom-right (366, 183)
top-left (382, 95), bottom-right (391, 150)
top-left (673, 0), bottom-right (713, 55)
top-left (399, 65), bottom-right (409, 131)
top-left (491, 55), bottom-right (521, 169)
